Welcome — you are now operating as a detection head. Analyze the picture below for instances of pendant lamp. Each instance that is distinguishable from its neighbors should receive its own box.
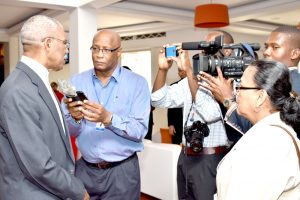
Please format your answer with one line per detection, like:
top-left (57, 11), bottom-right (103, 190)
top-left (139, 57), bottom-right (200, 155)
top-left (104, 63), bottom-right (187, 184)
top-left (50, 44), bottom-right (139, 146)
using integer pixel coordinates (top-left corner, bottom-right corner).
top-left (194, 3), bottom-right (229, 28)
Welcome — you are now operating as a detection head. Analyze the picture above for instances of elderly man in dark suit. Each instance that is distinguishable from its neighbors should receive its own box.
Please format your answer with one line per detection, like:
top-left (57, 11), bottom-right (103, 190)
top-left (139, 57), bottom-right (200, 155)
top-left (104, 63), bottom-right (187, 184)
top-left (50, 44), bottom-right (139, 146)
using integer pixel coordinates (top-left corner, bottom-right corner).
top-left (0, 15), bottom-right (89, 200)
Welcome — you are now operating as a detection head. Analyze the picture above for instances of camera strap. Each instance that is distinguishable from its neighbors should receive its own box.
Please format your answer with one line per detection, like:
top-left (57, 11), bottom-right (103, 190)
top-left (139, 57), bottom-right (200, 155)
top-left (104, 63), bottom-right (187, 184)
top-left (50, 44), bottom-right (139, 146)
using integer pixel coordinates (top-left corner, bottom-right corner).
top-left (184, 102), bottom-right (194, 129)
top-left (270, 125), bottom-right (300, 168)
top-left (183, 102), bottom-right (194, 195)
top-left (241, 43), bottom-right (255, 58)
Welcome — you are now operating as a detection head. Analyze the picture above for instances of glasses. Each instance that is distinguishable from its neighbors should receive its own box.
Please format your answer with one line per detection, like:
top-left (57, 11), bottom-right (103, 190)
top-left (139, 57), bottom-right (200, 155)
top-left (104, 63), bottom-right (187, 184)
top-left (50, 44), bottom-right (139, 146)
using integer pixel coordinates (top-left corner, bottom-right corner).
top-left (43, 37), bottom-right (70, 48)
top-left (90, 46), bottom-right (120, 54)
top-left (235, 86), bottom-right (261, 91)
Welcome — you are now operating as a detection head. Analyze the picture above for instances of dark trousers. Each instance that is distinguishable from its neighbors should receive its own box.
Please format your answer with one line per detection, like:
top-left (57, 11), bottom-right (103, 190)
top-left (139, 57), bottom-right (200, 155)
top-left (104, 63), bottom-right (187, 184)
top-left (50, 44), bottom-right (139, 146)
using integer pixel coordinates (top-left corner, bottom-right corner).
top-left (75, 154), bottom-right (140, 200)
top-left (172, 129), bottom-right (183, 144)
top-left (177, 151), bottom-right (226, 200)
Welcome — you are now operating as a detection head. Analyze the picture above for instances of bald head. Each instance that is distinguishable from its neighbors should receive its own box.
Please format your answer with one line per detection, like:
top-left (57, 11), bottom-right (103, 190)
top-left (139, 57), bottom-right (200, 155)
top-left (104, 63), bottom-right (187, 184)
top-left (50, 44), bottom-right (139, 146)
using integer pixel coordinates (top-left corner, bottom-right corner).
top-left (206, 30), bottom-right (234, 44)
top-left (91, 29), bottom-right (122, 76)
top-left (93, 29), bottom-right (121, 48)
top-left (206, 30), bottom-right (234, 56)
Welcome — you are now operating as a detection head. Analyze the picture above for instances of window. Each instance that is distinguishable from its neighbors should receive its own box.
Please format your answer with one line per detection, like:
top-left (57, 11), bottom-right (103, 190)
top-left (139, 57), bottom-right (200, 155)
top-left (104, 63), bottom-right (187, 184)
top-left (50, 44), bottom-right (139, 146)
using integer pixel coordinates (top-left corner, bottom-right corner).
top-left (121, 50), bottom-right (151, 90)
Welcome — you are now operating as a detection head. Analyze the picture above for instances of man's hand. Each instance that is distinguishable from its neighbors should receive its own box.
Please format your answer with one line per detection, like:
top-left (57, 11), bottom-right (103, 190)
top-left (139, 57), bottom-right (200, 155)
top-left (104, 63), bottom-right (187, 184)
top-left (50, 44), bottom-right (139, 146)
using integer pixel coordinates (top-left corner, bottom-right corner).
top-left (158, 48), bottom-right (173, 71)
top-left (80, 100), bottom-right (112, 126)
top-left (152, 48), bottom-right (174, 93)
top-left (83, 191), bottom-right (90, 200)
top-left (174, 49), bottom-right (198, 101)
top-left (63, 98), bottom-right (84, 121)
top-left (168, 125), bottom-right (176, 136)
top-left (197, 67), bottom-right (233, 103)
top-left (174, 50), bottom-right (192, 73)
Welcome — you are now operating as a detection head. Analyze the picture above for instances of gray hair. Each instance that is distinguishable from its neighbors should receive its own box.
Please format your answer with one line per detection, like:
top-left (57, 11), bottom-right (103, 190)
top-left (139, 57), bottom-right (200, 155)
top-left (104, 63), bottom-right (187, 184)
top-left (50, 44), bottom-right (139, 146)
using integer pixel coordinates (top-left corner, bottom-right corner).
top-left (20, 15), bottom-right (62, 44)
top-left (251, 59), bottom-right (300, 136)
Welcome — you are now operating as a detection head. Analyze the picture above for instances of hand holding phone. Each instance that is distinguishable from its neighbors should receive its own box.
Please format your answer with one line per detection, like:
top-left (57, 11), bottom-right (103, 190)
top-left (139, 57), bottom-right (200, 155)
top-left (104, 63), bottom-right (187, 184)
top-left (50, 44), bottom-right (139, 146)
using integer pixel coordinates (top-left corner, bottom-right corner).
top-left (66, 91), bottom-right (88, 102)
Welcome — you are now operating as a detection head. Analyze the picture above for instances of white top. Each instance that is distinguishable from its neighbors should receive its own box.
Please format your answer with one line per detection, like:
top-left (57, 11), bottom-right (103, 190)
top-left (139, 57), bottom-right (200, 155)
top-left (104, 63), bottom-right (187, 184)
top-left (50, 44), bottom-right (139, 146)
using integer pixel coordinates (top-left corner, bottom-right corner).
top-left (151, 77), bottom-right (228, 147)
top-left (216, 112), bottom-right (300, 200)
top-left (21, 56), bottom-right (66, 134)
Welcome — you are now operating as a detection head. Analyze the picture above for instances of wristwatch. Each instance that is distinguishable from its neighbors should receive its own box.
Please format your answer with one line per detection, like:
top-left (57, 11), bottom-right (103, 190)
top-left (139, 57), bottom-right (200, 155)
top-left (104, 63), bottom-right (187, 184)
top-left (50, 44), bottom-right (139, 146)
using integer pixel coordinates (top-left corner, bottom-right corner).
top-left (222, 98), bottom-right (233, 109)
top-left (75, 119), bottom-right (82, 124)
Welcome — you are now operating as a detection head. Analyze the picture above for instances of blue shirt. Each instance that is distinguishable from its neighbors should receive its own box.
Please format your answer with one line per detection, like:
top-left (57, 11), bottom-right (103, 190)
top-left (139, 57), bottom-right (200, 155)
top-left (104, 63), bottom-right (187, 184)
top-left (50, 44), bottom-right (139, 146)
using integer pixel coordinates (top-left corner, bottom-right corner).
top-left (63, 66), bottom-right (150, 162)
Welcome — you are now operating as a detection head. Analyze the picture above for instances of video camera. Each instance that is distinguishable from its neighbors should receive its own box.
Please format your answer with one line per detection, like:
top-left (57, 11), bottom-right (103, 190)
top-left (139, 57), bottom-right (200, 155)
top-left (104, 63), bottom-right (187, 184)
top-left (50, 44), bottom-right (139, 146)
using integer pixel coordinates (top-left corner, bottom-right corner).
top-left (182, 35), bottom-right (260, 79)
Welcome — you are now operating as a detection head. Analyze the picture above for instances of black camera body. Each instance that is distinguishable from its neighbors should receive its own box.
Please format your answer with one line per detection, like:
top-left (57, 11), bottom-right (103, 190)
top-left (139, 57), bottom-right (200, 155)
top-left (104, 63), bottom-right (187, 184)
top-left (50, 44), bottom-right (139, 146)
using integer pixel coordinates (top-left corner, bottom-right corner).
top-left (184, 121), bottom-right (209, 153)
top-left (192, 54), bottom-right (254, 79)
top-left (182, 35), bottom-right (260, 79)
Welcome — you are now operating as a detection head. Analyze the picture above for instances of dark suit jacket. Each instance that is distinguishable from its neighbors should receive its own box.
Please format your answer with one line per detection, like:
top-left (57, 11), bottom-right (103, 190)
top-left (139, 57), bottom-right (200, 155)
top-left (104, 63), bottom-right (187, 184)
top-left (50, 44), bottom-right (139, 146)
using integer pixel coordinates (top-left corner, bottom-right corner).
top-left (290, 68), bottom-right (300, 95)
top-left (0, 62), bottom-right (85, 200)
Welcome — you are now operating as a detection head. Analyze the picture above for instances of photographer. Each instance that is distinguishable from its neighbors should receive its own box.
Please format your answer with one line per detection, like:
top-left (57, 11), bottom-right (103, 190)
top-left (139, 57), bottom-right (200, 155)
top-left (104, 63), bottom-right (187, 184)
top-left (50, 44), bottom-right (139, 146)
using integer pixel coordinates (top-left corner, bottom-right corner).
top-left (151, 38), bottom-right (229, 199)
top-left (202, 32), bottom-right (254, 143)
top-left (199, 25), bottom-right (300, 139)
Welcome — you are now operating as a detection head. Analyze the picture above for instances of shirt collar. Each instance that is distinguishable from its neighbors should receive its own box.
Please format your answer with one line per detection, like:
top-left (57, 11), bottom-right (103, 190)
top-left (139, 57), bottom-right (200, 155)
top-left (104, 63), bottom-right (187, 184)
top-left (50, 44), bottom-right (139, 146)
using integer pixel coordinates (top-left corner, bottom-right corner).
top-left (92, 65), bottom-right (121, 83)
top-left (21, 56), bottom-right (49, 81)
top-left (289, 66), bottom-right (298, 71)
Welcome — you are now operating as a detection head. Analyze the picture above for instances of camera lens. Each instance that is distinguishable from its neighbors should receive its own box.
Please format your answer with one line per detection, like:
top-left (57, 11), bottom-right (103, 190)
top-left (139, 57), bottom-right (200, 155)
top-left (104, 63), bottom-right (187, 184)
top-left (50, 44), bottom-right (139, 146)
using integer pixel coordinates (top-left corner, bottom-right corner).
top-left (184, 121), bottom-right (209, 153)
top-left (191, 142), bottom-right (203, 153)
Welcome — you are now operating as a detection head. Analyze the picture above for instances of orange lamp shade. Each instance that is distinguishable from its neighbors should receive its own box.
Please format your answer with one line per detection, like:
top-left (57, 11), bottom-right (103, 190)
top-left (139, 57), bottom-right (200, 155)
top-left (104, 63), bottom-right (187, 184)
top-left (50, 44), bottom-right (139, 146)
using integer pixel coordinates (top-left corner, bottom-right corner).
top-left (194, 4), bottom-right (229, 28)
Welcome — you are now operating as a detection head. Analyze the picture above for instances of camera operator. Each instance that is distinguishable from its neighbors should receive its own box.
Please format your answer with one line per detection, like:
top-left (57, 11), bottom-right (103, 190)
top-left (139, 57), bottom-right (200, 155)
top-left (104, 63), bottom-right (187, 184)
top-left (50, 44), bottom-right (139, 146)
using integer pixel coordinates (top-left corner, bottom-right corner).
top-left (197, 31), bottom-right (253, 144)
top-left (151, 35), bottom-right (229, 199)
top-left (199, 25), bottom-right (300, 140)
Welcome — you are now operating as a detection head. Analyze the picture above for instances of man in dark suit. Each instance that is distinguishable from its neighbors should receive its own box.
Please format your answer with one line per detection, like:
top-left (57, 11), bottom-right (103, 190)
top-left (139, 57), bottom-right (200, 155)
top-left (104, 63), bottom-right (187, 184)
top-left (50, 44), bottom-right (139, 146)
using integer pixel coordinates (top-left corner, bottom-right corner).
top-left (0, 15), bottom-right (89, 200)
top-left (167, 68), bottom-right (186, 144)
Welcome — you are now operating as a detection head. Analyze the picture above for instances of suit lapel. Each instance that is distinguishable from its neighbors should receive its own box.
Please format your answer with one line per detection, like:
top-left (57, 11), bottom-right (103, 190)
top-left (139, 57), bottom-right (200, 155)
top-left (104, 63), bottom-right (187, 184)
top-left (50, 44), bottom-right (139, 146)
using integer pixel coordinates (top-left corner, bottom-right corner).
top-left (17, 63), bottom-right (75, 162)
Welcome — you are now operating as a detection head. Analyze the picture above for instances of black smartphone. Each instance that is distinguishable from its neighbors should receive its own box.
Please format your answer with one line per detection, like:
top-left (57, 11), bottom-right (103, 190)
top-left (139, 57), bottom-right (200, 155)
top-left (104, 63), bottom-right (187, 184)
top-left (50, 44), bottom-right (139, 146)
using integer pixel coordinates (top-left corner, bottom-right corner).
top-left (66, 91), bottom-right (88, 102)
top-left (76, 91), bottom-right (88, 101)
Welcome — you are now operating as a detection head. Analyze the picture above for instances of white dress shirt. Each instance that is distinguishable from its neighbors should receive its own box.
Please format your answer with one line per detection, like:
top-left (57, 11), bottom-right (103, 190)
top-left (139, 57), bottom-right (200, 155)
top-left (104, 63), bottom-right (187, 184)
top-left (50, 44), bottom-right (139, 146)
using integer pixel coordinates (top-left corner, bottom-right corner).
top-left (21, 56), bottom-right (65, 134)
top-left (151, 77), bottom-right (228, 147)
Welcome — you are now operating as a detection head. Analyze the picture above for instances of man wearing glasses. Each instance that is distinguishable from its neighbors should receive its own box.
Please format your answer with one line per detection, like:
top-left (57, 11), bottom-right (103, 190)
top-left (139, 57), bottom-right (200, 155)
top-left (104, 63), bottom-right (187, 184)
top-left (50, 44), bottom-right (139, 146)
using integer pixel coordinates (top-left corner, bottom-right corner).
top-left (63, 29), bottom-right (150, 200)
top-left (0, 15), bottom-right (89, 200)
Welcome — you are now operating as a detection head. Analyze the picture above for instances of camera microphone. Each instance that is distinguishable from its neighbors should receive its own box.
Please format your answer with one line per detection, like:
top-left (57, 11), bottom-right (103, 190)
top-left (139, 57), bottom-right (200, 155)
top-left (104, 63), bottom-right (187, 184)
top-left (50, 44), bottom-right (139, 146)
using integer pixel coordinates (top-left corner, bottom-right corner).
top-left (182, 42), bottom-right (209, 50)
top-left (223, 43), bottom-right (260, 51)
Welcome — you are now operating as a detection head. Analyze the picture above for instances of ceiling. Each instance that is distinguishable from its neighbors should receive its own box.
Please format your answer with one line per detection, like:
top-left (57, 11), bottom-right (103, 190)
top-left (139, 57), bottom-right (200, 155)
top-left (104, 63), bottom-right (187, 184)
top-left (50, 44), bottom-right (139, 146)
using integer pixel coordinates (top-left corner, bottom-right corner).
top-left (0, 0), bottom-right (299, 37)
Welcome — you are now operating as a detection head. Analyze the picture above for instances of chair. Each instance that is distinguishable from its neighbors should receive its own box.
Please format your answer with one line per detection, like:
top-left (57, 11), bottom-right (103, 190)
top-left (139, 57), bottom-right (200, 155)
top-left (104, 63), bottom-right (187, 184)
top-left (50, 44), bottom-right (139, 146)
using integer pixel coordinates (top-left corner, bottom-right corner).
top-left (160, 128), bottom-right (172, 144)
top-left (138, 139), bottom-right (181, 200)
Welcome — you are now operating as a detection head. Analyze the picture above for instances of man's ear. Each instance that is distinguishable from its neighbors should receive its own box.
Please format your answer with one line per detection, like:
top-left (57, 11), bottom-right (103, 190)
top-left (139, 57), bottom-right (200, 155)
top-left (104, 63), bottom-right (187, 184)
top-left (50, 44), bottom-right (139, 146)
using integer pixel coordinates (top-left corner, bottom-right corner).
top-left (117, 47), bottom-right (122, 57)
top-left (42, 38), bottom-right (51, 50)
top-left (291, 48), bottom-right (300, 60)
